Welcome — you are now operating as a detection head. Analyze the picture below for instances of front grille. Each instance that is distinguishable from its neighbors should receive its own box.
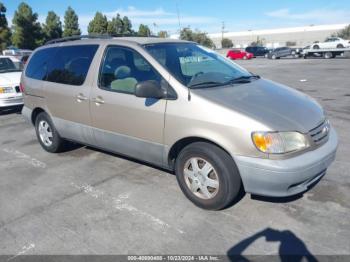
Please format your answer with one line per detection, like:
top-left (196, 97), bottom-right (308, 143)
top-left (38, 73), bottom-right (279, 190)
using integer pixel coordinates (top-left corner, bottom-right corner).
top-left (15, 86), bottom-right (21, 93)
top-left (309, 119), bottom-right (330, 145)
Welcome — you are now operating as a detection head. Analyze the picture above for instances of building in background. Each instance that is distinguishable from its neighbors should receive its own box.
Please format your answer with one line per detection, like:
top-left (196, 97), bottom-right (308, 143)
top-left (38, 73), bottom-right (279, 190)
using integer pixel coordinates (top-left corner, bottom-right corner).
top-left (207, 24), bottom-right (348, 48)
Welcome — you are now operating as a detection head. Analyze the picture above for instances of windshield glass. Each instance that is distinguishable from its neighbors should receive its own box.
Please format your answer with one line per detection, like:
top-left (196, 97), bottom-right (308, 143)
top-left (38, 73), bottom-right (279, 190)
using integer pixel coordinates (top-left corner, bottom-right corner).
top-left (0, 58), bottom-right (20, 73)
top-left (144, 43), bottom-right (252, 88)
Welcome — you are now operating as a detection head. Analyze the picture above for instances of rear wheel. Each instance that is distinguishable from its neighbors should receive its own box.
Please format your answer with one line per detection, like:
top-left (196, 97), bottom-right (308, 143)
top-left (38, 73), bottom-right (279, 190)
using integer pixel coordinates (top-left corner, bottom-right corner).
top-left (336, 44), bottom-right (344, 49)
top-left (175, 142), bottom-right (242, 210)
top-left (35, 112), bottom-right (68, 153)
top-left (313, 45), bottom-right (320, 49)
top-left (243, 56), bottom-right (247, 60)
top-left (271, 54), bottom-right (277, 59)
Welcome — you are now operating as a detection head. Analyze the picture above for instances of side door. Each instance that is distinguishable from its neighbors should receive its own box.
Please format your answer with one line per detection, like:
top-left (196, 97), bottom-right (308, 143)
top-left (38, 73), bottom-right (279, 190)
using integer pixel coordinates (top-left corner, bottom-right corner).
top-left (43, 44), bottom-right (99, 144)
top-left (89, 45), bottom-right (168, 166)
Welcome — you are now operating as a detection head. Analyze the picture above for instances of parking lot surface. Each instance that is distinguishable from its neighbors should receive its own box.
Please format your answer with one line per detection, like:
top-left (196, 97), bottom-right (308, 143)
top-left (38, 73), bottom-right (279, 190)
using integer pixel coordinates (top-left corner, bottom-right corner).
top-left (0, 58), bottom-right (349, 256)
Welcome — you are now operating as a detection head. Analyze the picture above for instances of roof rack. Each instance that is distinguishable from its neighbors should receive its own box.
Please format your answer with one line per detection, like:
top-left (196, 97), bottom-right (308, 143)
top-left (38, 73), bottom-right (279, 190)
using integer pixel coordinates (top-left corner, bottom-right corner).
top-left (45, 34), bottom-right (115, 45)
top-left (45, 34), bottom-right (159, 45)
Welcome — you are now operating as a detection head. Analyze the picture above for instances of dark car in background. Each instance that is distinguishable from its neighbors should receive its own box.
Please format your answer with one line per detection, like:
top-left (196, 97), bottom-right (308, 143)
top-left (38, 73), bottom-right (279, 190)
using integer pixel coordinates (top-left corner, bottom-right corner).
top-left (267, 47), bottom-right (293, 59)
top-left (245, 46), bottom-right (269, 57)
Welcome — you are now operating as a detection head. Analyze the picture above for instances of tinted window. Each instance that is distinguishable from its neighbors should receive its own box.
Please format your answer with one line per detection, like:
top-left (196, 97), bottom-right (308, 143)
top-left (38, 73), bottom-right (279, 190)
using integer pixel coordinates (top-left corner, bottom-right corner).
top-left (99, 46), bottom-right (163, 94)
top-left (46, 45), bottom-right (98, 86)
top-left (25, 48), bottom-right (57, 80)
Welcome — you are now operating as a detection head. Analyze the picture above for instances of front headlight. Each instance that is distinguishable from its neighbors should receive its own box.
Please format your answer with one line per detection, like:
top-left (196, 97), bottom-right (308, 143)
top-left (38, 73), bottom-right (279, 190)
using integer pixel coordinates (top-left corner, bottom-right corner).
top-left (252, 131), bottom-right (309, 154)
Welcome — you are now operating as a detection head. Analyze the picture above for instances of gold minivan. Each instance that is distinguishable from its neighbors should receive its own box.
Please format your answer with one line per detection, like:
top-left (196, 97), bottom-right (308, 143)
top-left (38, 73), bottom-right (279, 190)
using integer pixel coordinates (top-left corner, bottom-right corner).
top-left (21, 36), bottom-right (338, 210)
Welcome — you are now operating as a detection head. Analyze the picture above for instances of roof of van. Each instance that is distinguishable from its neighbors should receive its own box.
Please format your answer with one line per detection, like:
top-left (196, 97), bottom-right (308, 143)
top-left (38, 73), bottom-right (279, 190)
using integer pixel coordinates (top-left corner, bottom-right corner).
top-left (44, 36), bottom-right (192, 47)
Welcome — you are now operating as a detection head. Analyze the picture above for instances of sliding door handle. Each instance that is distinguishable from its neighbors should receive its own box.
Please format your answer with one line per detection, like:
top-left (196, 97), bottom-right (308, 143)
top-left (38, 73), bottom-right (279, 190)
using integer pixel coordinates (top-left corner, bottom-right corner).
top-left (76, 93), bottom-right (88, 102)
top-left (92, 96), bottom-right (105, 105)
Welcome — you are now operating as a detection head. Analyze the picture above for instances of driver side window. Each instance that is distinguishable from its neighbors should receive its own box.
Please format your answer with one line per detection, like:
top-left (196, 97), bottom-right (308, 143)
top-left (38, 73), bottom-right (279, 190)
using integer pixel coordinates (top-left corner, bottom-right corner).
top-left (99, 46), bottom-right (162, 94)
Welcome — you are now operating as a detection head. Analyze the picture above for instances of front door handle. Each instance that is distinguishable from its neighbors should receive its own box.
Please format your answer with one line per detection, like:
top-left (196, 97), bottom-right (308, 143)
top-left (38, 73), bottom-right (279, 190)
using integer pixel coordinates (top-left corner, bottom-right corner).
top-left (76, 93), bottom-right (88, 102)
top-left (92, 96), bottom-right (105, 106)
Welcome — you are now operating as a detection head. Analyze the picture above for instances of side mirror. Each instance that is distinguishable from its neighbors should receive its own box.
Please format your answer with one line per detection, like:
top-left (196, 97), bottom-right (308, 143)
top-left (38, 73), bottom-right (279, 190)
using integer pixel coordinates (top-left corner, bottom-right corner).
top-left (134, 80), bottom-right (166, 99)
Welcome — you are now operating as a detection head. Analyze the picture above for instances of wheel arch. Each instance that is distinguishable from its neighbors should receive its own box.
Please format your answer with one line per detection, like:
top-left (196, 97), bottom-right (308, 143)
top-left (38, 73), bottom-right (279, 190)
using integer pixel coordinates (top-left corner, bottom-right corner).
top-left (167, 136), bottom-right (233, 170)
top-left (31, 107), bottom-right (46, 125)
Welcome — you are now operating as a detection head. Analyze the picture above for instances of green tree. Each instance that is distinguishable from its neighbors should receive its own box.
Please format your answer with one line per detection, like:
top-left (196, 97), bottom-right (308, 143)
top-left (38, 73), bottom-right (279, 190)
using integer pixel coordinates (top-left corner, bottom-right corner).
top-left (88, 12), bottom-right (108, 34)
top-left (180, 27), bottom-right (214, 48)
top-left (221, 38), bottom-right (233, 48)
top-left (43, 11), bottom-right (62, 42)
top-left (122, 16), bottom-right (132, 34)
top-left (0, 2), bottom-right (11, 51)
top-left (107, 14), bottom-right (123, 35)
top-left (157, 30), bottom-right (168, 38)
top-left (138, 24), bottom-right (151, 37)
top-left (63, 6), bottom-right (81, 37)
top-left (337, 24), bottom-right (350, 39)
top-left (11, 2), bottom-right (43, 49)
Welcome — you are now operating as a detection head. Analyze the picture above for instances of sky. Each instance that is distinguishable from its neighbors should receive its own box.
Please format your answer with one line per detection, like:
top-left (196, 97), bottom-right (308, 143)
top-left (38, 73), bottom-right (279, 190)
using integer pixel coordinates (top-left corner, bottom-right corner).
top-left (3, 0), bottom-right (350, 35)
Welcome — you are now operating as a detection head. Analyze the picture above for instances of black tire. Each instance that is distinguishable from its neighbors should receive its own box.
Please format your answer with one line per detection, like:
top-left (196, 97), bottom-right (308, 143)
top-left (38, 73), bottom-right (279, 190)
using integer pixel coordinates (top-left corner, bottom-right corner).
top-left (313, 45), bottom-right (320, 49)
top-left (35, 112), bottom-right (67, 153)
top-left (324, 52), bottom-right (332, 59)
top-left (175, 142), bottom-right (242, 210)
top-left (336, 44), bottom-right (344, 49)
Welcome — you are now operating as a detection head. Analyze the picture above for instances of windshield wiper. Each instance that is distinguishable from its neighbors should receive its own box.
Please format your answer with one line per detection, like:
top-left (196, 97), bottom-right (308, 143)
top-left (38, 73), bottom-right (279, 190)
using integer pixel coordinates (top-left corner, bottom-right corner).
top-left (188, 81), bottom-right (227, 89)
top-left (223, 75), bottom-right (260, 85)
top-left (188, 75), bottom-right (260, 89)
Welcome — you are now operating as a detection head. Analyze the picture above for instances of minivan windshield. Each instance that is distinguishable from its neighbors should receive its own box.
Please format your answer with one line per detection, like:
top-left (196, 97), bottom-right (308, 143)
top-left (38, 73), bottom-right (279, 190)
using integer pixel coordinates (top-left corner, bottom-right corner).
top-left (0, 58), bottom-right (21, 73)
top-left (144, 43), bottom-right (254, 88)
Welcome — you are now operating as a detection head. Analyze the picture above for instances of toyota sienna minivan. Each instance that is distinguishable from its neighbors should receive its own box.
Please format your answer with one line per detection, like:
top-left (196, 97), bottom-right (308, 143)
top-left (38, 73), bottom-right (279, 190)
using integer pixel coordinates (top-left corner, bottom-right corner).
top-left (21, 36), bottom-right (338, 210)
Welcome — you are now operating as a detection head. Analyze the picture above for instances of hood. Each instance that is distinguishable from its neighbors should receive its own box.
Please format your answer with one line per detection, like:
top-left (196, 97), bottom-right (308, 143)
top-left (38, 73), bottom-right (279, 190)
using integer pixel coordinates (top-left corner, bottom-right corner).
top-left (0, 71), bottom-right (22, 86)
top-left (193, 79), bottom-right (324, 133)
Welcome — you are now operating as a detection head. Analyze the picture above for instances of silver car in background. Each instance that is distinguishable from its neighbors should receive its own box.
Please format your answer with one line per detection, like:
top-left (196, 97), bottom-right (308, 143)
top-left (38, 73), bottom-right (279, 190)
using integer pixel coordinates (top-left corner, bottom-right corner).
top-left (21, 37), bottom-right (338, 210)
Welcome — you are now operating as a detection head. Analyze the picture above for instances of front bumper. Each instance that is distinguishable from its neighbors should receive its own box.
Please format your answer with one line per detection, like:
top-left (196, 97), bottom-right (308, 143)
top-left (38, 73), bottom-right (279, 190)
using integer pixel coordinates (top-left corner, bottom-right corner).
top-left (235, 128), bottom-right (338, 197)
top-left (0, 94), bottom-right (23, 108)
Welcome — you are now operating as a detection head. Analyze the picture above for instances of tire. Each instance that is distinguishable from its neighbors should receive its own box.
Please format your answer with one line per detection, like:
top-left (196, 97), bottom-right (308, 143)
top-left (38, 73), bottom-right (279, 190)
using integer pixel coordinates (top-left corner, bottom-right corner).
top-left (336, 44), bottom-right (344, 49)
top-left (175, 142), bottom-right (242, 210)
top-left (35, 112), bottom-right (67, 153)
top-left (243, 56), bottom-right (247, 60)
top-left (271, 54), bottom-right (277, 60)
top-left (313, 45), bottom-right (320, 49)
top-left (324, 52), bottom-right (332, 59)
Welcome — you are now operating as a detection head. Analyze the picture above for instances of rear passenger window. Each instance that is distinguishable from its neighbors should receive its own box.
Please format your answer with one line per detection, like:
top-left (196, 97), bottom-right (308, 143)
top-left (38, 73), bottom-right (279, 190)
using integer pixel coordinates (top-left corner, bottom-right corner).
top-left (25, 48), bottom-right (57, 80)
top-left (99, 46), bottom-right (162, 94)
top-left (46, 45), bottom-right (98, 86)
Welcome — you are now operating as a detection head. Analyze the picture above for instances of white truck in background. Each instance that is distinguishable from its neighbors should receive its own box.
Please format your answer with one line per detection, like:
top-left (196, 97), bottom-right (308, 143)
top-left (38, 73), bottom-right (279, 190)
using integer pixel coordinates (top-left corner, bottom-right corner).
top-left (303, 37), bottom-right (350, 59)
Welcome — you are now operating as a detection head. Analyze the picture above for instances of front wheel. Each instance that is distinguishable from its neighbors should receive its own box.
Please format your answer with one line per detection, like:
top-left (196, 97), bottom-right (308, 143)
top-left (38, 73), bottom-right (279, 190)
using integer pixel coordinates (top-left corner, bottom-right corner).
top-left (175, 142), bottom-right (242, 210)
top-left (336, 44), bottom-right (344, 49)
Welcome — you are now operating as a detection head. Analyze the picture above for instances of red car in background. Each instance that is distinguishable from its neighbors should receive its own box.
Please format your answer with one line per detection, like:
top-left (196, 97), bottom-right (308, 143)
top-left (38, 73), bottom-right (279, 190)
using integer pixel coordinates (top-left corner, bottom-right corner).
top-left (226, 49), bottom-right (253, 60)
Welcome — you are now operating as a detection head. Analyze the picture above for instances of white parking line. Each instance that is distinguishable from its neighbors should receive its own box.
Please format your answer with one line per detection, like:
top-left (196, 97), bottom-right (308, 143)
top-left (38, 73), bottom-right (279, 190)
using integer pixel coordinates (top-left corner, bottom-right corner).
top-left (7, 243), bottom-right (35, 261)
top-left (2, 148), bottom-right (46, 169)
top-left (71, 182), bottom-right (185, 235)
